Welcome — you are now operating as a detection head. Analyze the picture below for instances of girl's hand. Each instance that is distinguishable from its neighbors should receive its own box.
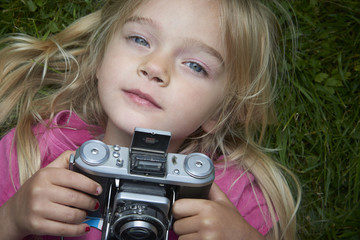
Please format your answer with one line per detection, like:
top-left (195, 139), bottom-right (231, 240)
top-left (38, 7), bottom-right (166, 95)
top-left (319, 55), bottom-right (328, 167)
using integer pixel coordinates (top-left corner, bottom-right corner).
top-left (172, 183), bottom-right (265, 240)
top-left (0, 151), bottom-right (102, 240)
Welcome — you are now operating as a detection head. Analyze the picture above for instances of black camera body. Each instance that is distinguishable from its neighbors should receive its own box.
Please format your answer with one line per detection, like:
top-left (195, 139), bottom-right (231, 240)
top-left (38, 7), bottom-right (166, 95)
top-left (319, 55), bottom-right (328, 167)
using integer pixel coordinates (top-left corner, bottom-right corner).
top-left (69, 128), bottom-right (214, 240)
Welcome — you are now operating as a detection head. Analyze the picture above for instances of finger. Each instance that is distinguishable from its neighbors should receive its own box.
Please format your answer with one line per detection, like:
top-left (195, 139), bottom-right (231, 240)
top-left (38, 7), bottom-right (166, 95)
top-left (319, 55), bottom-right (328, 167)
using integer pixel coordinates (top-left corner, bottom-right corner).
top-left (42, 168), bottom-right (102, 196)
top-left (178, 232), bottom-right (200, 240)
top-left (172, 215), bottom-right (199, 235)
top-left (47, 151), bottom-right (75, 169)
top-left (41, 202), bottom-right (87, 224)
top-left (172, 199), bottom-right (205, 219)
top-left (30, 219), bottom-right (90, 237)
top-left (48, 185), bottom-right (99, 211)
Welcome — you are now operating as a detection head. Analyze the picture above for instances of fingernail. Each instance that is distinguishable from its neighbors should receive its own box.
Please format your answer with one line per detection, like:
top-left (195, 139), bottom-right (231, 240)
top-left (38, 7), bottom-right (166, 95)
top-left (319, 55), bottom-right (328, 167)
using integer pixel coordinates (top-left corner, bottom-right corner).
top-left (96, 186), bottom-right (102, 195)
top-left (85, 226), bottom-right (91, 232)
top-left (94, 202), bottom-right (100, 210)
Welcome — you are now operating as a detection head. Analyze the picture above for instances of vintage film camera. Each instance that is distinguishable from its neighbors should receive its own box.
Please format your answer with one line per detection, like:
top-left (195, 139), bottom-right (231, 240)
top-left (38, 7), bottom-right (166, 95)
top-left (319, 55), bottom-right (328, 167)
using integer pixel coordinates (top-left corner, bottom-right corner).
top-left (69, 128), bottom-right (214, 240)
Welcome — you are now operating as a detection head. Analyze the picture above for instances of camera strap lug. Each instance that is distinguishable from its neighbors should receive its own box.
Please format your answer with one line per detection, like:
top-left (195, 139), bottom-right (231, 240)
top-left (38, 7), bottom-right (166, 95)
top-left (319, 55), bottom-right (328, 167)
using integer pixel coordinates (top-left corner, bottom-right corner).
top-left (68, 154), bottom-right (75, 171)
top-left (164, 187), bottom-right (177, 240)
top-left (102, 179), bottom-right (118, 239)
top-left (115, 178), bottom-right (120, 190)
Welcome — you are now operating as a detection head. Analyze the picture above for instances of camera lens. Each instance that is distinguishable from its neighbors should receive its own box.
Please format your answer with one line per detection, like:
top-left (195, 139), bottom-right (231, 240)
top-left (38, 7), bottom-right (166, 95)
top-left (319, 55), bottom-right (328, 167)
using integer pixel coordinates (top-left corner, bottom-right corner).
top-left (112, 211), bottom-right (167, 240)
top-left (111, 188), bottom-right (169, 240)
top-left (120, 221), bottom-right (157, 240)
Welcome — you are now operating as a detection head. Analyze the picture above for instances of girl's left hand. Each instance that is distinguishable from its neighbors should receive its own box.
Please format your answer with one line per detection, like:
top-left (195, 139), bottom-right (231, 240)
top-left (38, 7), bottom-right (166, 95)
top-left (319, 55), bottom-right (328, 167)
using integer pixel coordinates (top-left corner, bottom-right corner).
top-left (172, 183), bottom-right (265, 240)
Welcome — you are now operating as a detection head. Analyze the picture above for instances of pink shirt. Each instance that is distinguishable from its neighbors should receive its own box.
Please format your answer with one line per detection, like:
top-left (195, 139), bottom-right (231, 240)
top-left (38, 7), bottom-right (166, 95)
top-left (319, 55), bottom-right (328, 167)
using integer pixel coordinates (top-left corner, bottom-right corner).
top-left (0, 111), bottom-right (272, 239)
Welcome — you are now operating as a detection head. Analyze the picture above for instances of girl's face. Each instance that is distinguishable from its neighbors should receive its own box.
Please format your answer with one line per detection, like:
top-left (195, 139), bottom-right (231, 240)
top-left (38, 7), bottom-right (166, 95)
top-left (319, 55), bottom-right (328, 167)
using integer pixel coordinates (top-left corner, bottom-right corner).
top-left (97, 0), bottom-right (226, 151)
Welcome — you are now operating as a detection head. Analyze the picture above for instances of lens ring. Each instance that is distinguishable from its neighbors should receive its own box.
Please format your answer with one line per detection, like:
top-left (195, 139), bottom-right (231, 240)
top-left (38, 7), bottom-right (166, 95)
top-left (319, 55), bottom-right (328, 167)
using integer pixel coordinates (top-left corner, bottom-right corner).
top-left (112, 214), bottom-right (167, 240)
top-left (120, 221), bottom-right (157, 240)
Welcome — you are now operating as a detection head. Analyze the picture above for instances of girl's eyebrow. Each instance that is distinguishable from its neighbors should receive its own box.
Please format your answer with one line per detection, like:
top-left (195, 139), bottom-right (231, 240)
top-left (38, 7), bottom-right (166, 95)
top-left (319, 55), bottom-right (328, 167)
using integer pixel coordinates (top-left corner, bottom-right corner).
top-left (124, 16), bottom-right (160, 29)
top-left (124, 16), bottom-right (224, 66)
top-left (183, 38), bottom-right (224, 66)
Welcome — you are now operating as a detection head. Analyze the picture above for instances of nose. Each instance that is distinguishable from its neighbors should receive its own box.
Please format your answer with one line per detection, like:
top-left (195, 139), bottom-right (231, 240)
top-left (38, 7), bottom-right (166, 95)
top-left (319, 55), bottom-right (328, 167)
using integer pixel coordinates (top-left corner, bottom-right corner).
top-left (137, 51), bottom-right (171, 86)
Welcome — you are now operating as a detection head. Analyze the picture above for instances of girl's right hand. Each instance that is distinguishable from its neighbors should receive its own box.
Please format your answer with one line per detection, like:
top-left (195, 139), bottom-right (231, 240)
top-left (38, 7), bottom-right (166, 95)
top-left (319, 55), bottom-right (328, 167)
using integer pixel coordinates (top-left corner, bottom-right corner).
top-left (0, 151), bottom-right (102, 240)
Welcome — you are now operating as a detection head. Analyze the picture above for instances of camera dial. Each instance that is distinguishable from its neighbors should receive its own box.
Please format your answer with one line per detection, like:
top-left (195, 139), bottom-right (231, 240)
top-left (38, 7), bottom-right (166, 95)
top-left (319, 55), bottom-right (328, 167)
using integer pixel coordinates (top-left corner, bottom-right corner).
top-left (184, 153), bottom-right (213, 179)
top-left (79, 140), bottom-right (110, 166)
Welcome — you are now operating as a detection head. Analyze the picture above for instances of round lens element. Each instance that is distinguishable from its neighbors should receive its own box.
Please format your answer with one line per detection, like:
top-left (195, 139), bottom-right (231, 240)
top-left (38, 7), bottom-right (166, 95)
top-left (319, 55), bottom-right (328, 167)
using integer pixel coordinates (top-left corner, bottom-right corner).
top-left (111, 202), bottom-right (168, 240)
top-left (120, 221), bottom-right (157, 240)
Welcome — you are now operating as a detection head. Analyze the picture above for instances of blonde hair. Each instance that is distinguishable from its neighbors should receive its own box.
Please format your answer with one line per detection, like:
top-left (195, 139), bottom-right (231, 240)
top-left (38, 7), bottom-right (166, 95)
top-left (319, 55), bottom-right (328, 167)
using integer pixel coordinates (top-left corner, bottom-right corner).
top-left (0, 0), bottom-right (300, 239)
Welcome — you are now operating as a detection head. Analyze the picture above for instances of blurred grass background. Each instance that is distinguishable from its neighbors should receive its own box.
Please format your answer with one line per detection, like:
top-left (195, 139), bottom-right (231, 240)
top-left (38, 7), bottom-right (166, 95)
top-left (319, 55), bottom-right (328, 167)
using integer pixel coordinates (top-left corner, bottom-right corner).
top-left (0, 0), bottom-right (359, 239)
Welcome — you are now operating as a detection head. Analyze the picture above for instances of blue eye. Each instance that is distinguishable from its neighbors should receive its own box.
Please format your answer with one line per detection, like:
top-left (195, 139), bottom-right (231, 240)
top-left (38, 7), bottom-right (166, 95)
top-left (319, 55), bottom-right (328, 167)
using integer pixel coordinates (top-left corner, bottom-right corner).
top-left (186, 62), bottom-right (207, 75)
top-left (128, 36), bottom-right (150, 47)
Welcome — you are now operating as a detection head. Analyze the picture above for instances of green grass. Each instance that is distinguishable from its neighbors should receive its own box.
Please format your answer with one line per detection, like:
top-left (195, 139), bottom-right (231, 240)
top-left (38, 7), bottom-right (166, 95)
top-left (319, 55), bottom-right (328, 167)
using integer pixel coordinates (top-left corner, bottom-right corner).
top-left (1, 0), bottom-right (359, 239)
top-left (0, 0), bottom-right (101, 37)
top-left (268, 1), bottom-right (360, 239)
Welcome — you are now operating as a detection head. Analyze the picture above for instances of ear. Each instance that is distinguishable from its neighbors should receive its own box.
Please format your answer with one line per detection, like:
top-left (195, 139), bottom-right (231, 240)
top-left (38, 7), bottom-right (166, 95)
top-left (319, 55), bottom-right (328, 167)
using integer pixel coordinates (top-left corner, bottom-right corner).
top-left (201, 118), bottom-right (218, 133)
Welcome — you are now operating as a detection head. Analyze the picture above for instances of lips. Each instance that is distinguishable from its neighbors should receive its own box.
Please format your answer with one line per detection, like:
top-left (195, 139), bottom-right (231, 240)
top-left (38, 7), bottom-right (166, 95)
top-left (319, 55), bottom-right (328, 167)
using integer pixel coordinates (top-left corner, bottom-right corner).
top-left (123, 89), bottom-right (162, 109)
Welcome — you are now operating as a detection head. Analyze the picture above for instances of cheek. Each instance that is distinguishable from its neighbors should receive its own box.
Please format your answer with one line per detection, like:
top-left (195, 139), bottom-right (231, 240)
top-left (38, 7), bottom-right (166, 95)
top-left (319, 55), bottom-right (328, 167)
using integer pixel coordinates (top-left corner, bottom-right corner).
top-left (96, 56), bottom-right (125, 95)
top-left (96, 62), bottom-right (113, 93)
top-left (96, 70), bottom-right (118, 108)
top-left (190, 83), bottom-right (224, 109)
top-left (174, 85), bottom-right (223, 122)
top-left (96, 42), bottom-right (128, 82)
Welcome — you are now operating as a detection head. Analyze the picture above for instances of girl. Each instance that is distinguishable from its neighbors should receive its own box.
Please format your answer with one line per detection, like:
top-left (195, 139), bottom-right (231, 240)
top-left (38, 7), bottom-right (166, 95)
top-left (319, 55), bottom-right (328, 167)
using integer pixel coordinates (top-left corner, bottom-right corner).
top-left (0, 0), bottom-right (300, 239)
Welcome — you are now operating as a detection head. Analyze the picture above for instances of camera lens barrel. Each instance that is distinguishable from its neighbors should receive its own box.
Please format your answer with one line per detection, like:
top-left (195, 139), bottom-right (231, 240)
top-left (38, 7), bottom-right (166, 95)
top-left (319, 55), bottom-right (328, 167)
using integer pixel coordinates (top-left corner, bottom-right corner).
top-left (112, 208), bottom-right (167, 240)
top-left (120, 221), bottom-right (158, 240)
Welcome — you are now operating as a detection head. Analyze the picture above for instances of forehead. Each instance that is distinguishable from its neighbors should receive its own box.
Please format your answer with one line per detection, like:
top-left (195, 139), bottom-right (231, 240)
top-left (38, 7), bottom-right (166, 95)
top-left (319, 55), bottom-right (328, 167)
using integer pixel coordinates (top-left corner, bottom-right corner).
top-left (130, 0), bottom-right (224, 56)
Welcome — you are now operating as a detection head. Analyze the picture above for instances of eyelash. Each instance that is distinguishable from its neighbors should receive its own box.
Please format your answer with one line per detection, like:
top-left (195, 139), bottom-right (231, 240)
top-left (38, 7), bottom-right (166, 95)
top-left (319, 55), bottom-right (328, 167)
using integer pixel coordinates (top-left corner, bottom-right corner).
top-left (126, 35), bottom-right (208, 77)
top-left (127, 35), bottom-right (150, 48)
top-left (184, 62), bottom-right (208, 76)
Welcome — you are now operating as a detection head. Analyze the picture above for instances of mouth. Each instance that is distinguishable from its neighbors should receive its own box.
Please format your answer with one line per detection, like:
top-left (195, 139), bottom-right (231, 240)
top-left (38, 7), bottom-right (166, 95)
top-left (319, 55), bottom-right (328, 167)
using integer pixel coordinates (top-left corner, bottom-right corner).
top-left (123, 89), bottom-right (162, 109)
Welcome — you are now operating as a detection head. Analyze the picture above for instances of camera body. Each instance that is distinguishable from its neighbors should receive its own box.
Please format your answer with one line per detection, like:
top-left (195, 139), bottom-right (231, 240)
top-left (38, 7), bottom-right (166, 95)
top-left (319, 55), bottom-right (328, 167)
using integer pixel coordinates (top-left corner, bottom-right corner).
top-left (69, 128), bottom-right (214, 240)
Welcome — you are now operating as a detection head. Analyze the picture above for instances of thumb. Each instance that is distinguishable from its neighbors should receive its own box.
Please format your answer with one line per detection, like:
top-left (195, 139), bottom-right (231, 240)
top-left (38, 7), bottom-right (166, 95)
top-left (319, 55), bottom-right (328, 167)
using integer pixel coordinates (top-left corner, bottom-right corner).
top-left (209, 182), bottom-right (238, 210)
top-left (208, 182), bottom-right (229, 202)
top-left (46, 150), bottom-right (75, 169)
